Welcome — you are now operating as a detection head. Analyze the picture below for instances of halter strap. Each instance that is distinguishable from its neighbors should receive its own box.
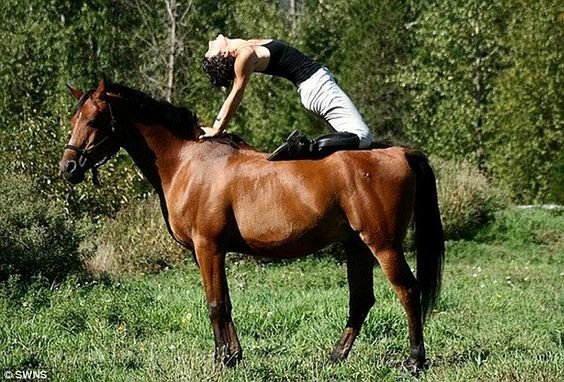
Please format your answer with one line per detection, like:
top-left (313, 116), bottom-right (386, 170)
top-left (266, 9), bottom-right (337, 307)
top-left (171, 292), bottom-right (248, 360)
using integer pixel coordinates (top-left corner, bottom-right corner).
top-left (65, 134), bottom-right (114, 163)
top-left (65, 98), bottom-right (120, 185)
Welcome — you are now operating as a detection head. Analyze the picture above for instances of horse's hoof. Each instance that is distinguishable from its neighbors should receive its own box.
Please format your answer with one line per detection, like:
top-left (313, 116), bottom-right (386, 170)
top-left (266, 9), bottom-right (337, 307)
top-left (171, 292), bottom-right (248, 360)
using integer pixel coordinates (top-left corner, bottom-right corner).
top-left (223, 354), bottom-right (242, 368)
top-left (215, 348), bottom-right (242, 368)
top-left (329, 348), bottom-right (348, 363)
top-left (402, 357), bottom-right (426, 376)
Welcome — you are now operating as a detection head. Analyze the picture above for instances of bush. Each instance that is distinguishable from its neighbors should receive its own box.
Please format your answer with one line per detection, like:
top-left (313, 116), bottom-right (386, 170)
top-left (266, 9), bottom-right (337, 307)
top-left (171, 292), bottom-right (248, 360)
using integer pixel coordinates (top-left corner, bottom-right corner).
top-left (0, 171), bottom-right (87, 282)
top-left (432, 156), bottom-right (506, 240)
top-left (83, 196), bottom-right (186, 277)
top-left (474, 207), bottom-right (563, 248)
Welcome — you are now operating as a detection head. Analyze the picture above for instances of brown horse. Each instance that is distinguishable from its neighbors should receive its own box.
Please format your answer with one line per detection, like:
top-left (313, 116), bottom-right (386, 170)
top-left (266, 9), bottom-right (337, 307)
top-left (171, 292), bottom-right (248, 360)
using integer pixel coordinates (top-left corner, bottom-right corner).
top-left (59, 78), bottom-right (444, 373)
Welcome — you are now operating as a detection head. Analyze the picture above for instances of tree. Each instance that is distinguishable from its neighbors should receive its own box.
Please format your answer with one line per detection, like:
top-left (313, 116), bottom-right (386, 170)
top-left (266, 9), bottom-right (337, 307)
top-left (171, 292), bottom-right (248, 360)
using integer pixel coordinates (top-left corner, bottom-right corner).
top-left (0, 0), bottom-right (147, 216)
top-left (125, 0), bottom-right (194, 103)
top-left (484, 0), bottom-right (563, 202)
top-left (398, 0), bottom-right (507, 164)
top-left (325, 0), bottom-right (410, 140)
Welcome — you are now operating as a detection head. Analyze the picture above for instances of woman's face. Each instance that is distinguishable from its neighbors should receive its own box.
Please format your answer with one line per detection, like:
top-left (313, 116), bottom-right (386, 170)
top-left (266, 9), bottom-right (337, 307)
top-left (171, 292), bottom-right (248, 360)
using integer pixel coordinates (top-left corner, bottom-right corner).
top-left (205, 34), bottom-right (228, 58)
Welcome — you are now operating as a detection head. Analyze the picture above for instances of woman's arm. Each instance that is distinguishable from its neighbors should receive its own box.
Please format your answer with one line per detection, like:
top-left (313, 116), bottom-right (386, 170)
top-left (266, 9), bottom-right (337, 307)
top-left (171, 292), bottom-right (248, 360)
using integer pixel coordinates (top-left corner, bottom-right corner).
top-left (201, 47), bottom-right (257, 138)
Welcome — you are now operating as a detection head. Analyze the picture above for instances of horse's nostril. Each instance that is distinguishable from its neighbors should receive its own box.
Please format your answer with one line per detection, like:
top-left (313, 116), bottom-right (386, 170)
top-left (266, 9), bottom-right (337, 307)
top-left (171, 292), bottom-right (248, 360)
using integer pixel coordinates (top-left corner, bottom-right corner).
top-left (59, 159), bottom-right (84, 184)
top-left (64, 160), bottom-right (77, 174)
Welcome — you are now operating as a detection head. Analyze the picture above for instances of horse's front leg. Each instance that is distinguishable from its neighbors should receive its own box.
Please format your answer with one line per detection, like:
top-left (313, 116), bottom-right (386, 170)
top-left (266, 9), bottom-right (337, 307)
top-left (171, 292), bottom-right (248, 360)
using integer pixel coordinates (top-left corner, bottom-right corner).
top-left (195, 240), bottom-right (242, 367)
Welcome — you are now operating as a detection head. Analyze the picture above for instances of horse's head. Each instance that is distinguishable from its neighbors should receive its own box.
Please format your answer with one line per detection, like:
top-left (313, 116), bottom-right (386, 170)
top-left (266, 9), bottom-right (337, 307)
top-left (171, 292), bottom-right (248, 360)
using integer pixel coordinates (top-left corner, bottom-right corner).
top-left (59, 77), bottom-right (121, 184)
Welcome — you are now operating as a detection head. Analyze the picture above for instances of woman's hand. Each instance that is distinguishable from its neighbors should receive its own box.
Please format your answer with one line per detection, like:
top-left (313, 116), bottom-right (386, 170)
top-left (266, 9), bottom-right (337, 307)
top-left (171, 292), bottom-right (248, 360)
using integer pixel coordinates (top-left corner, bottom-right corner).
top-left (199, 127), bottom-right (223, 139)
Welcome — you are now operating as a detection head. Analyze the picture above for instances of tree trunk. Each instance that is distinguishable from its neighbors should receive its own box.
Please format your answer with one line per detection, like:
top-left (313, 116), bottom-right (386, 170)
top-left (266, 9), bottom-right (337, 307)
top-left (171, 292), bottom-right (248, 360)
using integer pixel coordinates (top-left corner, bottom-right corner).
top-left (165, 0), bottom-right (177, 102)
top-left (473, 11), bottom-right (486, 173)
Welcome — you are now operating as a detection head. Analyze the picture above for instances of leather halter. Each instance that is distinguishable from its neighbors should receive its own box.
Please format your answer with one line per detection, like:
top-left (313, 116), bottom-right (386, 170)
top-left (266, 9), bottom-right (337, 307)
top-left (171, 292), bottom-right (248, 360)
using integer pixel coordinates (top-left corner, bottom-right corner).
top-left (64, 101), bottom-right (120, 185)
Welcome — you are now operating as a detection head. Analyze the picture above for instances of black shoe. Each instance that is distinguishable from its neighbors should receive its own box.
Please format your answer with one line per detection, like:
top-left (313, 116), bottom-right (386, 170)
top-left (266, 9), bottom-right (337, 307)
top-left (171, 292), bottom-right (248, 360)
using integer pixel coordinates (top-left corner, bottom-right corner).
top-left (267, 131), bottom-right (312, 161)
top-left (267, 142), bottom-right (291, 161)
top-left (314, 132), bottom-right (360, 154)
top-left (267, 131), bottom-right (361, 161)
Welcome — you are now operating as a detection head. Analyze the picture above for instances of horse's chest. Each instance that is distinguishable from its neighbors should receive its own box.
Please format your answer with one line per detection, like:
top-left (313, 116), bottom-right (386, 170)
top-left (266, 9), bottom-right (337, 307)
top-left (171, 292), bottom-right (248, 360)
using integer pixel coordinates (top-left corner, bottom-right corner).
top-left (167, 214), bottom-right (194, 248)
top-left (163, 190), bottom-right (199, 244)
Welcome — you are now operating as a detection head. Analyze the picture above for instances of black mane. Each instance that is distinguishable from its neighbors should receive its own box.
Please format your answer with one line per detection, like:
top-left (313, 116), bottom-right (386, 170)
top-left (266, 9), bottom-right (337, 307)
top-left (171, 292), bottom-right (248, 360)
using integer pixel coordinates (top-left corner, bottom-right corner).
top-left (106, 83), bottom-right (199, 140)
top-left (204, 133), bottom-right (257, 151)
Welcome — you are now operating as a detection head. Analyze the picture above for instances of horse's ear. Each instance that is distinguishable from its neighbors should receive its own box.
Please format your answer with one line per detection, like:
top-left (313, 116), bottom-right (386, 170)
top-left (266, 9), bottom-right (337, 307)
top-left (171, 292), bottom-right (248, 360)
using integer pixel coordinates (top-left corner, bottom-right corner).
top-left (66, 84), bottom-right (83, 100)
top-left (95, 76), bottom-right (108, 95)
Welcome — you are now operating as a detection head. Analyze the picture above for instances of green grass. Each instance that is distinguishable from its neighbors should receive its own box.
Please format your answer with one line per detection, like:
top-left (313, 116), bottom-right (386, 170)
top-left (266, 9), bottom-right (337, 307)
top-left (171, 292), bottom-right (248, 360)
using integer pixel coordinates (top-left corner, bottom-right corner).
top-left (1, 208), bottom-right (562, 381)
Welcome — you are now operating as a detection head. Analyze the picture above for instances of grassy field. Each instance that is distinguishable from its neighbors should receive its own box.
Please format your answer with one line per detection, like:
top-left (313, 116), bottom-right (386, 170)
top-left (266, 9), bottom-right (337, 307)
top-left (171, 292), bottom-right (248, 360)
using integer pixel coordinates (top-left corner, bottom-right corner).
top-left (1, 208), bottom-right (562, 381)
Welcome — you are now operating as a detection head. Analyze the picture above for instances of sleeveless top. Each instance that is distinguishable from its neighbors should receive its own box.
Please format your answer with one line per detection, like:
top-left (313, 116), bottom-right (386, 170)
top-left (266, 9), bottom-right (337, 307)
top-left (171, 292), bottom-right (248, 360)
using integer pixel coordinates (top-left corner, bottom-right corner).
top-left (260, 40), bottom-right (322, 86)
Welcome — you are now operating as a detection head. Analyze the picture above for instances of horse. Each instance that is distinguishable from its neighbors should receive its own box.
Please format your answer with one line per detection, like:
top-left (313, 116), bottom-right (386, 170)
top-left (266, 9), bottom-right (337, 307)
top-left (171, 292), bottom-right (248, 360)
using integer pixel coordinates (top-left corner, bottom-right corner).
top-left (59, 78), bottom-right (444, 374)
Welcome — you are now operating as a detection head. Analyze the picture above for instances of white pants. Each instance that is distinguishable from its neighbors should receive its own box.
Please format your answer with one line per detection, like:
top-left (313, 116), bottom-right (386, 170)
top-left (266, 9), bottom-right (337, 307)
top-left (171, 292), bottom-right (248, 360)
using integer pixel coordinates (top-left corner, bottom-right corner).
top-left (297, 67), bottom-right (372, 149)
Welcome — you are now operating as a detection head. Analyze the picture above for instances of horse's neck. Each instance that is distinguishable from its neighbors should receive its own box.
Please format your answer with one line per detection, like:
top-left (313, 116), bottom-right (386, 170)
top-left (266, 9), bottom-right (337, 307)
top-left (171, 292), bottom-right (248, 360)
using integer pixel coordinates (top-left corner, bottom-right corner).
top-left (122, 121), bottom-right (198, 245)
top-left (124, 122), bottom-right (192, 194)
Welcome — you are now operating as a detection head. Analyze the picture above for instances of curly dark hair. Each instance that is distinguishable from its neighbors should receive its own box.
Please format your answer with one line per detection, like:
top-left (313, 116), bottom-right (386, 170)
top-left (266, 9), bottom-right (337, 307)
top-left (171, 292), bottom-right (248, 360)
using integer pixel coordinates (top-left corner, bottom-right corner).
top-left (202, 55), bottom-right (236, 88)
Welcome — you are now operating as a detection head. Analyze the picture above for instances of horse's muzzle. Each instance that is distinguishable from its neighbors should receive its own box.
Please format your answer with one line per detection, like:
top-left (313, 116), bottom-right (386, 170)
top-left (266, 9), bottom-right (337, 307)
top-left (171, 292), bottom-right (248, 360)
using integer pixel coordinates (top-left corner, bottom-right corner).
top-left (59, 159), bottom-right (85, 184)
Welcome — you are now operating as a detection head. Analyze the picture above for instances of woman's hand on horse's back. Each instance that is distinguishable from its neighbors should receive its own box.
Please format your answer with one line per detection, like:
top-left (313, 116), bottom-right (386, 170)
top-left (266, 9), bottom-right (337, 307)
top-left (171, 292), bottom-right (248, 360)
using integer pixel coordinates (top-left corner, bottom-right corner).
top-left (199, 127), bottom-right (224, 140)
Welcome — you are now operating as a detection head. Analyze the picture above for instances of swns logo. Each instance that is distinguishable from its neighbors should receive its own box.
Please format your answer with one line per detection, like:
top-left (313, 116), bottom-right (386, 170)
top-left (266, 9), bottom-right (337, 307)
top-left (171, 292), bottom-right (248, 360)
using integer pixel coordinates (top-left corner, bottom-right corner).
top-left (4, 369), bottom-right (48, 380)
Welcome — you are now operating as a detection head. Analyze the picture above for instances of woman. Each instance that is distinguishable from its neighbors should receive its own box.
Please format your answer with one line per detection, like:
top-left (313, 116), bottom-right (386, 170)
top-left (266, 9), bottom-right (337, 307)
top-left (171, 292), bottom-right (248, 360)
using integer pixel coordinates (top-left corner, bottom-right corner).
top-left (201, 34), bottom-right (373, 160)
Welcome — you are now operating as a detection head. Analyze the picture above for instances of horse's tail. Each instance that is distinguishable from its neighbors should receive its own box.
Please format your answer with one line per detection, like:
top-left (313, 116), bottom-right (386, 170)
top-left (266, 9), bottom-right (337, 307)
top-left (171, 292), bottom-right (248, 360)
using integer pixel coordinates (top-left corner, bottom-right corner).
top-left (406, 150), bottom-right (445, 323)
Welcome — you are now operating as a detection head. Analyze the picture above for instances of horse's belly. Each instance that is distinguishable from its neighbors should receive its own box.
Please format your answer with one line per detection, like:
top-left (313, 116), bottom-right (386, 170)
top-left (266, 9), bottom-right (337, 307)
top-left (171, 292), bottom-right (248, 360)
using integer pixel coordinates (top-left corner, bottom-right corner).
top-left (234, 207), bottom-right (350, 257)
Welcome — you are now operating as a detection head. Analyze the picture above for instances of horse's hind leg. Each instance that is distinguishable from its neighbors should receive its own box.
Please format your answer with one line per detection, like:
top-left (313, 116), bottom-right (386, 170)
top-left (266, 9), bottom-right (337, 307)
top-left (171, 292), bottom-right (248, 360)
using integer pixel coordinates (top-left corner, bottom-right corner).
top-left (330, 239), bottom-right (375, 362)
top-left (371, 246), bottom-right (425, 374)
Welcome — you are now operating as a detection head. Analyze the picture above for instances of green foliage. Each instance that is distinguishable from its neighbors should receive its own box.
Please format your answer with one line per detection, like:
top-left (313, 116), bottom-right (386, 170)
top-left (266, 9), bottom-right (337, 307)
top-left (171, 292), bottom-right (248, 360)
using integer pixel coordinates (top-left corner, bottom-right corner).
top-left (400, 0), bottom-right (562, 202)
top-left (0, 0), bottom-right (149, 216)
top-left (474, 208), bottom-right (563, 251)
top-left (432, 156), bottom-right (506, 240)
top-left (0, 170), bottom-right (87, 282)
top-left (548, 150), bottom-right (564, 204)
top-left (399, 0), bottom-right (507, 163)
top-left (483, 0), bottom-right (563, 203)
top-left (298, 0), bottom-right (351, 65)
